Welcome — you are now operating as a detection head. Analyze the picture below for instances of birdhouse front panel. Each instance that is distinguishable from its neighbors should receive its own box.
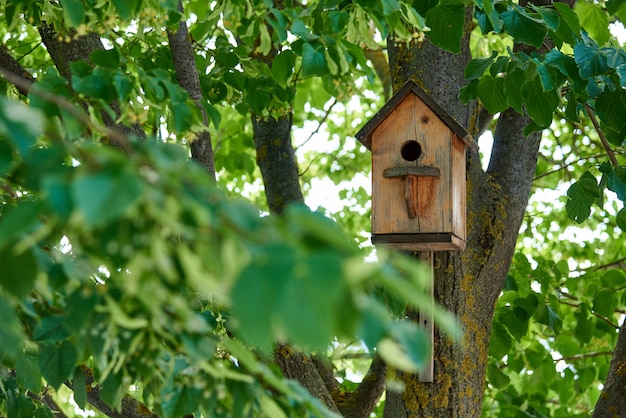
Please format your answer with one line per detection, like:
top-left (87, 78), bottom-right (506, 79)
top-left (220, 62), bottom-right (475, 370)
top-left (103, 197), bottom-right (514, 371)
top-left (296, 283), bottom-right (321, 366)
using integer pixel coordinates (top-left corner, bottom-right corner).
top-left (370, 94), bottom-right (453, 236)
top-left (356, 80), bottom-right (473, 251)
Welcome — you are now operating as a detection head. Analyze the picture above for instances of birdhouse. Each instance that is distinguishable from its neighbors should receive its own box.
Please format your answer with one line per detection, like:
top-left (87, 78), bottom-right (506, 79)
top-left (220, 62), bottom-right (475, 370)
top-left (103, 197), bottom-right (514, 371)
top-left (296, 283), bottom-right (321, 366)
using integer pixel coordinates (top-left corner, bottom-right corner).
top-left (356, 81), bottom-right (476, 251)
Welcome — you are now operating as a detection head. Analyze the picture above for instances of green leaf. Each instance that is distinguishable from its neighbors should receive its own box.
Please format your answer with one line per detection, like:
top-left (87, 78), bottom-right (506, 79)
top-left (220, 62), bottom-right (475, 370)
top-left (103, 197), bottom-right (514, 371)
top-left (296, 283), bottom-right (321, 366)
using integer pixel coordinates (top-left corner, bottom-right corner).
top-left (17, 352), bottom-right (42, 392)
top-left (533, 5), bottom-right (560, 31)
top-left (171, 102), bottom-right (194, 132)
top-left (575, 2), bottom-right (610, 45)
top-left (90, 48), bottom-right (121, 69)
top-left (459, 79), bottom-right (479, 103)
top-left (6, 392), bottom-right (37, 418)
top-left (390, 322), bottom-right (429, 370)
top-left (0, 200), bottom-right (43, 250)
top-left (272, 50), bottom-right (295, 86)
top-left (100, 371), bottom-right (125, 411)
top-left (489, 321), bottom-right (512, 359)
top-left (554, 2), bottom-right (580, 36)
top-left (501, 6), bottom-right (547, 48)
top-left (534, 303), bottom-right (562, 334)
top-left (574, 43), bottom-right (609, 79)
top-left (161, 386), bottom-right (202, 418)
top-left (477, 76), bottom-right (508, 114)
top-left (231, 245), bottom-right (293, 349)
top-left (73, 368), bottom-right (87, 410)
top-left (59, 0), bottom-right (85, 26)
top-left (464, 51), bottom-right (497, 80)
top-left (39, 341), bottom-right (78, 389)
top-left (483, 0), bottom-right (503, 33)
top-left (301, 42), bottom-right (328, 78)
top-left (0, 97), bottom-right (44, 155)
top-left (0, 247), bottom-right (38, 298)
top-left (0, 138), bottom-right (16, 176)
top-left (111, 0), bottom-right (139, 19)
top-left (595, 89), bottom-right (626, 132)
top-left (425, 0), bottom-right (465, 53)
top-left (488, 363), bottom-right (510, 389)
top-left (33, 315), bottom-right (72, 342)
top-left (0, 294), bottom-right (23, 360)
top-left (503, 67), bottom-right (526, 114)
top-left (573, 305), bottom-right (592, 343)
top-left (617, 207), bottom-right (626, 231)
top-left (498, 307), bottom-right (529, 341)
top-left (279, 251), bottom-right (344, 350)
top-left (593, 288), bottom-right (615, 317)
top-left (42, 173), bottom-right (73, 221)
top-left (72, 169), bottom-right (142, 227)
top-left (566, 171), bottom-right (601, 223)
top-left (521, 77), bottom-right (560, 127)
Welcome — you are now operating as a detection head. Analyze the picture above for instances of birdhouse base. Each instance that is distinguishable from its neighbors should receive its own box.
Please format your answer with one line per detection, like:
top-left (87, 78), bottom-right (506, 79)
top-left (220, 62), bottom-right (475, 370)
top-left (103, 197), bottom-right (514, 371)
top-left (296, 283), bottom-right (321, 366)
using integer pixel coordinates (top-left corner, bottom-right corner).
top-left (371, 233), bottom-right (466, 251)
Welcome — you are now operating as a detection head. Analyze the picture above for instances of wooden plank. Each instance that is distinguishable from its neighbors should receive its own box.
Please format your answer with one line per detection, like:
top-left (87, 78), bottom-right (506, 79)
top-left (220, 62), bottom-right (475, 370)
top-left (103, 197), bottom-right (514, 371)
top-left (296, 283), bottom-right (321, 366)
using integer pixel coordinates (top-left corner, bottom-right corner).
top-left (383, 166), bottom-right (440, 178)
top-left (371, 233), bottom-right (466, 251)
top-left (405, 175), bottom-right (418, 218)
top-left (417, 251), bottom-right (434, 383)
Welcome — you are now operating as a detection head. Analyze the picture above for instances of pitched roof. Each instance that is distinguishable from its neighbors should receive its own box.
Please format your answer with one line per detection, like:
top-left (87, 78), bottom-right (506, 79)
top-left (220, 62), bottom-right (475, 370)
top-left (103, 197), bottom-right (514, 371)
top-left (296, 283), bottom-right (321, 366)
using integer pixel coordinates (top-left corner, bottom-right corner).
top-left (355, 80), bottom-right (476, 151)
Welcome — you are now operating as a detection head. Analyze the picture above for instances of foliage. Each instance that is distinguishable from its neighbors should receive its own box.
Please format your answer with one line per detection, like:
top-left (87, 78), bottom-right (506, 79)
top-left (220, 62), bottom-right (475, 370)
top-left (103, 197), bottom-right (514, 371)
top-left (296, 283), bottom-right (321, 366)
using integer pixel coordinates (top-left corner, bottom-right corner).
top-left (0, 0), bottom-right (625, 417)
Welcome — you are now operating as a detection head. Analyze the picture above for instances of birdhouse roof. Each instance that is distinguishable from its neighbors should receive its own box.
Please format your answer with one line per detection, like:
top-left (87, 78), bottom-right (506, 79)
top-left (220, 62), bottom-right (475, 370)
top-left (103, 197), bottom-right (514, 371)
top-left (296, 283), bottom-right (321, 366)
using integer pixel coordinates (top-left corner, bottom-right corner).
top-left (356, 80), bottom-right (476, 151)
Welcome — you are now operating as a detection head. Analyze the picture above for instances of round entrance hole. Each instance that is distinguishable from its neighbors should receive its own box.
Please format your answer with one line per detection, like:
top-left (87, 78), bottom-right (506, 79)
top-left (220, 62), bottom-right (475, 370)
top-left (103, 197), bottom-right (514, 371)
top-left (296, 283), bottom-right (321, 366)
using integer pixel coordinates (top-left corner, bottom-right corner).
top-left (401, 140), bottom-right (422, 161)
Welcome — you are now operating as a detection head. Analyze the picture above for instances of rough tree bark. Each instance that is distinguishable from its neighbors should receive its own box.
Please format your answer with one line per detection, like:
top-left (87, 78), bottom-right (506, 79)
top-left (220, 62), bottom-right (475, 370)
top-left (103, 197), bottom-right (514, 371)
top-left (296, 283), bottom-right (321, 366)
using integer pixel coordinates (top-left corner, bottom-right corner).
top-left (593, 320), bottom-right (626, 417)
top-left (167, 0), bottom-right (216, 179)
top-left (37, 23), bottom-right (147, 143)
top-left (383, 7), bottom-right (543, 417)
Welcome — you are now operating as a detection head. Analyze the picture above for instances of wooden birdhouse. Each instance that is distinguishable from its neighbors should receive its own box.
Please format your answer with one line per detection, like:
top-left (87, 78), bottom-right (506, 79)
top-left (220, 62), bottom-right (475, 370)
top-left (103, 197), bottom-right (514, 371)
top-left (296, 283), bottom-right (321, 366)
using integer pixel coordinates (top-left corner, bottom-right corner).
top-left (356, 81), bottom-right (476, 251)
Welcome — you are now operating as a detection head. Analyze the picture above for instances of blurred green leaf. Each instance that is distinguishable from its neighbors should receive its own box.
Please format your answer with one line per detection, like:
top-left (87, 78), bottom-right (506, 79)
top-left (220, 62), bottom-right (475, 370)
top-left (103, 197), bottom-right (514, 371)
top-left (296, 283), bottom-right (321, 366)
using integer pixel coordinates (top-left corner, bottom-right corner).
top-left (39, 341), bottom-right (78, 389)
top-left (0, 247), bottom-right (38, 298)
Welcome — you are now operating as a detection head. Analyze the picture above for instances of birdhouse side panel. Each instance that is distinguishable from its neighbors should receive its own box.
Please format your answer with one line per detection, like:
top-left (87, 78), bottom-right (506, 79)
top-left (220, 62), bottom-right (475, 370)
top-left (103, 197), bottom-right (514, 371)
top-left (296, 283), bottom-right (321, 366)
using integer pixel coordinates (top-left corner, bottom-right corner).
top-left (451, 135), bottom-right (467, 243)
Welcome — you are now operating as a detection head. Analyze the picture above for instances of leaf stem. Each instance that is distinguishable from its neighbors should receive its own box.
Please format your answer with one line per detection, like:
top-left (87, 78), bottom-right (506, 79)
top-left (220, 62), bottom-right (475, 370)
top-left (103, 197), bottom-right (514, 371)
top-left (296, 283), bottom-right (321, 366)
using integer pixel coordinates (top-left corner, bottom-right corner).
top-left (585, 104), bottom-right (619, 166)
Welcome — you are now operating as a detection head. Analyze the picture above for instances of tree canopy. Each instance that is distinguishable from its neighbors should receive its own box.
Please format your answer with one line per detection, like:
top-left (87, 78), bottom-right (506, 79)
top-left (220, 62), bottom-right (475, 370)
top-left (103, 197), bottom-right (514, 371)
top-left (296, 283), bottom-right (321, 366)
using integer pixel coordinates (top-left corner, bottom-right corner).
top-left (0, 0), bottom-right (625, 417)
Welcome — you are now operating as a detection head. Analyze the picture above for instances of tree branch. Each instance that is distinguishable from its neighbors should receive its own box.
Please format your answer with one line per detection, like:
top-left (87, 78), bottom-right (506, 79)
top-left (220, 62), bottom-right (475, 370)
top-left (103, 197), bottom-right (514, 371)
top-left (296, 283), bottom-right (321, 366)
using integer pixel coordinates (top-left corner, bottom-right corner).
top-left (0, 66), bottom-right (132, 152)
top-left (167, 0), bottom-right (216, 179)
top-left (592, 319), bottom-right (626, 417)
top-left (0, 45), bottom-right (34, 95)
top-left (553, 351), bottom-right (614, 362)
top-left (37, 22), bottom-right (146, 142)
top-left (66, 367), bottom-right (158, 418)
top-left (336, 356), bottom-right (387, 418)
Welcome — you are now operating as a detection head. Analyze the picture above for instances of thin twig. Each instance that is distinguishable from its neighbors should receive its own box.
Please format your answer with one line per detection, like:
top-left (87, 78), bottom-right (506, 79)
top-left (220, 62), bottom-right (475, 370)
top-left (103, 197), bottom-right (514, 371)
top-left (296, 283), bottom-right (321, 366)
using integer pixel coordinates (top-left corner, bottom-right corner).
top-left (553, 351), bottom-right (614, 362)
top-left (0, 66), bottom-right (131, 151)
top-left (295, 98), bottom-right (338, 152)
top-left (585, 104), bottom-right (619, 166)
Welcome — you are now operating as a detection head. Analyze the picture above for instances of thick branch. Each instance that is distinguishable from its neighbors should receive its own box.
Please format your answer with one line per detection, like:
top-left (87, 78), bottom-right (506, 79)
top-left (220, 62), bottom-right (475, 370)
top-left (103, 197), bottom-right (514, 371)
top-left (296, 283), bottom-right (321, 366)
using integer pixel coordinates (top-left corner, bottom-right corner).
top-left (485, 109), bottom-right (542, 300)
top-left (252, 114), bottom-right (304, 213)
top-left (38, 22), bottom-right (146, 141)
top-left (593, 320), bottom-right (626, 417)
top-left (0, 45), bottom-right (34, 95)
top-left (167, 0), bottom-right (216, 178)
top-left (274, 344), bottom-right (340, 413)
top-left (66, 367), bottom-right (158, 418)
top-left (336, 356), bottom-right (387, 418)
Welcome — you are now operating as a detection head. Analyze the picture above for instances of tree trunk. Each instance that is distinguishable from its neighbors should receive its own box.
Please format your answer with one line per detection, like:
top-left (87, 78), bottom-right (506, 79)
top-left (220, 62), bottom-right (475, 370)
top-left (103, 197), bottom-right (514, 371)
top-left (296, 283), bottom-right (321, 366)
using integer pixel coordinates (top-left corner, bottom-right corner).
top-left (38, 23), bottom-right (146, 142)
top-left (592, 320), bottom-right (626, 417)
top-left (252, 114), bottom-right (304, 213)
top-left (167, 0), bottom-right (216, 179)
top-left (384, 7), bottom-right (542, 417)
